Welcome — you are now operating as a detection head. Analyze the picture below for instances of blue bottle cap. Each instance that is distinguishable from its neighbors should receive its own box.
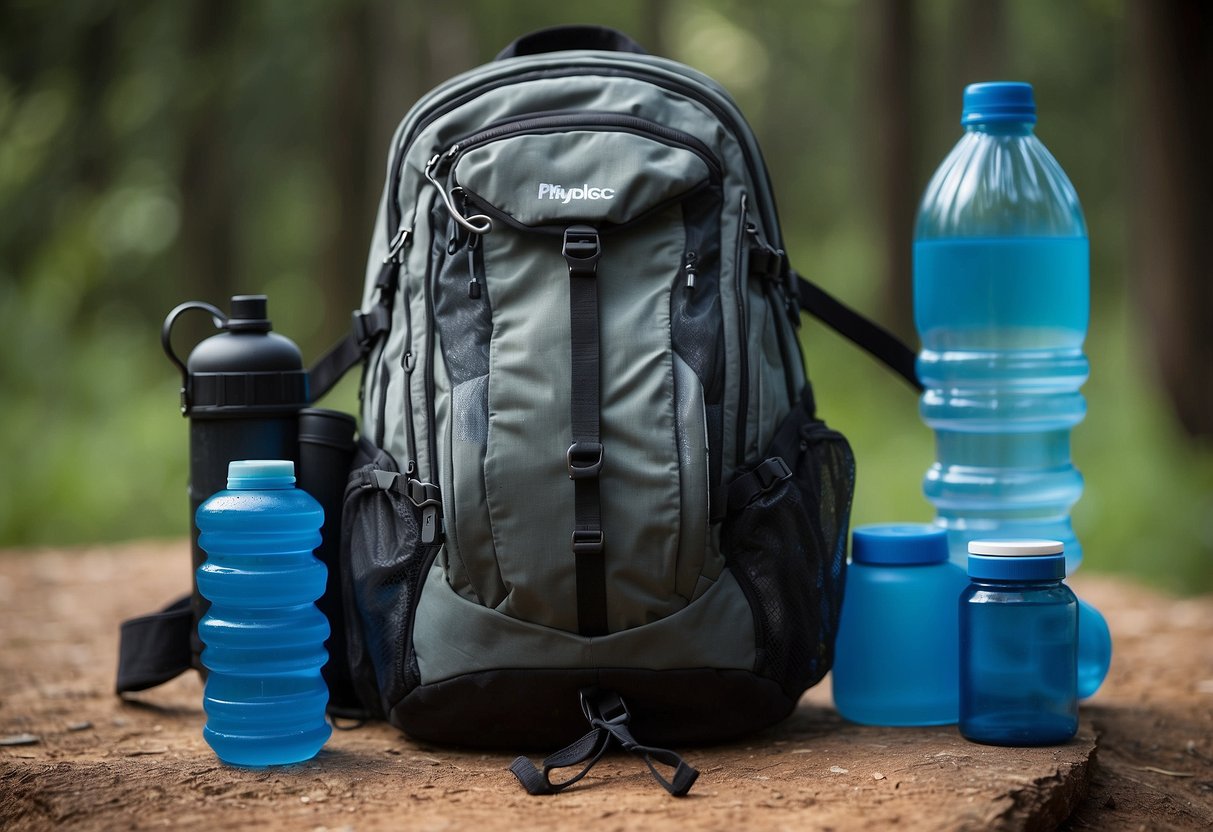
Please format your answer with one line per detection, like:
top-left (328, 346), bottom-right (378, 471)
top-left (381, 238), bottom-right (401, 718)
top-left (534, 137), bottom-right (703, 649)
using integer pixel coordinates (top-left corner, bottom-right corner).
top-left (961, 81), bottom-right (1037, 126)
top-left (226, 459), bottom-right (296, 490)
top-left (852, 523), bottom-right (949, 565)
top-left (967, 539), bottom-right (1065, 581)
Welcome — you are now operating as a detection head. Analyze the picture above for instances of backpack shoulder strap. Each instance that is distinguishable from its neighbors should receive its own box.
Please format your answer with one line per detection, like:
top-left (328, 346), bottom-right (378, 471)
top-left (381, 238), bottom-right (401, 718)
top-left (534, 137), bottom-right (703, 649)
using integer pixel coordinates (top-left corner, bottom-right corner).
top-left (115, 595), bottom-right (193, 694)
top-left (308, 260), bottom-right (398, 402)
top-left (794, 270), bottom-right (922, 392)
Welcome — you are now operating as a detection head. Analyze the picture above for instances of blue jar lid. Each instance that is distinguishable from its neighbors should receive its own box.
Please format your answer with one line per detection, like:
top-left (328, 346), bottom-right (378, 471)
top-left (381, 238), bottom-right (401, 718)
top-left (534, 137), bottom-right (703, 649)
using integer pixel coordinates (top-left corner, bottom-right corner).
top-left (852, 524), bottom-right (949, 566)
top-left (227, 459), bottom-right (296, 490)
top-left (961, 81), bottom-right (1037, 126)
top-left (967, 539), bottom-right (1065, 581)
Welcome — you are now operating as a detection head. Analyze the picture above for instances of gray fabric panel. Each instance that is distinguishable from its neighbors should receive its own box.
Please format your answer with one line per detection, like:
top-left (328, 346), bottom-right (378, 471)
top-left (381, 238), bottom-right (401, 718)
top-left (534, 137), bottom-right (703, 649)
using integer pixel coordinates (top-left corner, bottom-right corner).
top-left (414, 559), bottom-right (755, 683)
top-left (455, 132), bottom-right (709, 227)
top-left (480, 230), bottom-right (577, 628)
top-left (755, 288), bottom-right (789, 461)
top-left (672, 353), bottom-right (711, 603)
top-left (598, 213), bottom-right (685, 628)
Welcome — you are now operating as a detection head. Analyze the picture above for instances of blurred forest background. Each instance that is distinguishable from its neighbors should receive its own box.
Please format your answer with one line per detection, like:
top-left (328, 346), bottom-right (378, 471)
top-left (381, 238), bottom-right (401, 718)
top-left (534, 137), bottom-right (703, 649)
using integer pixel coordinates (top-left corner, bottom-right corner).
top-left (1, 0), bottom-right (1210, 593)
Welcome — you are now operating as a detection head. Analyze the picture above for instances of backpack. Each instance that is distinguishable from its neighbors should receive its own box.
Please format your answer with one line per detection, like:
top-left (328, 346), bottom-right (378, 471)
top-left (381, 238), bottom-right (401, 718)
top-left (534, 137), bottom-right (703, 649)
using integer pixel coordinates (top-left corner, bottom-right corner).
top-left (117, 25), bottom-right (919, 796)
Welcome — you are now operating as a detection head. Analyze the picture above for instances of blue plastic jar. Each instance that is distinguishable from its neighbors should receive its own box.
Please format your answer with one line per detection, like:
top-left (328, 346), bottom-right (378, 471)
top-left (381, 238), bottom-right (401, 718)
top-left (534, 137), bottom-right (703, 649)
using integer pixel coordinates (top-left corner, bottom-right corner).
top-left (832, 524), bottom-right (969, 726)
top-left (959, 539), bottom-right (1078, 746)
top-left (196, 460), bottom-right (331, 766)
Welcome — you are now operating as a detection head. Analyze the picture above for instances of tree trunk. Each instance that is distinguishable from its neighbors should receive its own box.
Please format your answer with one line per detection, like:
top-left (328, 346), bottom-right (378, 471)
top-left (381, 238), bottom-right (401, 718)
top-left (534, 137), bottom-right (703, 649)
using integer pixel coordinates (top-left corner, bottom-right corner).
top-left (864, 0), bottom-right (915, 340)
top-left (318, 0), bottom-right (377, 345)
top-left (1128, 0), bottom-right (1213, 438)
top-left (178, 0), bottom-right (239, 307)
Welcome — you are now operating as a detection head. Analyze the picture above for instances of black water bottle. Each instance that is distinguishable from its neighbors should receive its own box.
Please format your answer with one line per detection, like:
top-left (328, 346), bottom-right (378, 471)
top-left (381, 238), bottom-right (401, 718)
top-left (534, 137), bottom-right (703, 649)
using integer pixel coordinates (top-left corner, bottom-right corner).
top-left (162, 295), bottom-right (309, 668)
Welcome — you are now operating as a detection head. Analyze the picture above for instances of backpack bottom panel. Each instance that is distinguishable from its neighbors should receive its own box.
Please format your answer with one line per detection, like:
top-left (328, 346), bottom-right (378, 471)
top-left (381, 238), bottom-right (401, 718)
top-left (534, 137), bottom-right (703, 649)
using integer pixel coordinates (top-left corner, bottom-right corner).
top-left (389, 666), bottom-right (796, 749)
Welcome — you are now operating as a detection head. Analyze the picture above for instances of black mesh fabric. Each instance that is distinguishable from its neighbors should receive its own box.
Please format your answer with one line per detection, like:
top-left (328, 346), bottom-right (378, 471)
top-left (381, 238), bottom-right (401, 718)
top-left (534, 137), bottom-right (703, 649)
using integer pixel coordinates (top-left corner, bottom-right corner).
top-left (432, 208), bottom-right (495, 446)
top-left (340, 445), bottom-right (440, 718)
top-left (722, 385), bottom-right (855, 700)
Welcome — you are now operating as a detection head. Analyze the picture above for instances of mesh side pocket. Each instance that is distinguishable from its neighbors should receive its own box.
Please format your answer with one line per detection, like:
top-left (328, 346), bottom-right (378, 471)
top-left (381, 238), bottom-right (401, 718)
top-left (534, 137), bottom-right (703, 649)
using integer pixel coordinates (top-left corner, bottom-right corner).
top-left (340, 447), bottom-right (440, 718)
top-left (722, 387), bottom-right (855, 700)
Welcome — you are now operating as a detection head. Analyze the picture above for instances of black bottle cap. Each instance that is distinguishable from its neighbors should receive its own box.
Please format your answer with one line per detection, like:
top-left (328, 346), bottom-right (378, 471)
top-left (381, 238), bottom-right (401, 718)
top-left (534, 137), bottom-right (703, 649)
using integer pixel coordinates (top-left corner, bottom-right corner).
top-left (226, 295), bottom-right (272, 333)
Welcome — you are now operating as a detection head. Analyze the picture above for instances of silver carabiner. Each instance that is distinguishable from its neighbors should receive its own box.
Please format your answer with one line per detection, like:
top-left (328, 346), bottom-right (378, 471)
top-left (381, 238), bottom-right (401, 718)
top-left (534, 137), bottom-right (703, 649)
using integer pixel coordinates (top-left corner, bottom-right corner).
top-left (425, 152), bottom-right (493, 236)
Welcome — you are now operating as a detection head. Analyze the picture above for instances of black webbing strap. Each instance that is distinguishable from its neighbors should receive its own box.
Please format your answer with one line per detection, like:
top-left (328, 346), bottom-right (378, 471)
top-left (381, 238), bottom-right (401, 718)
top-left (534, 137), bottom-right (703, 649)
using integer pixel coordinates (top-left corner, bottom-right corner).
top-left (563, 226), bottom-right (608, 638)
top-left (795, 271), bottom-right (922, 393)
top-left (307, 259), bottom-right (399, 403)
top-left (510, 689), bottom-right (700, 797)
top-left (115, 595), bottom-right (193, 694)
top-left (308, 304), bottom-right (392, 402)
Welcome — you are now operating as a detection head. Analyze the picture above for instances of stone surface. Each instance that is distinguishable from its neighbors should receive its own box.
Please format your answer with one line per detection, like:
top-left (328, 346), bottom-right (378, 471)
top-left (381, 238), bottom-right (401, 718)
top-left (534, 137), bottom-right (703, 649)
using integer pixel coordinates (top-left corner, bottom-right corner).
top-left (0, 542), bottom-right (1209, 831)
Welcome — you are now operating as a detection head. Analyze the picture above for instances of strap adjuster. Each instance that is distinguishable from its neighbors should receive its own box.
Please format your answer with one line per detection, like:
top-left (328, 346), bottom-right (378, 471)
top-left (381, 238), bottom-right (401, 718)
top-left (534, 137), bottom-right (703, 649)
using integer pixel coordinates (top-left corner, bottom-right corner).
top-left (351, 306), bottom-right (389, 348)
top-left (755, 456), bottom-right (792, 491)
top-left (572, 529), bottom-right (605, 555)
top-left (562, 225), bottom-right (601, 275)
top-left (567, 442), bottom-right (604, 479)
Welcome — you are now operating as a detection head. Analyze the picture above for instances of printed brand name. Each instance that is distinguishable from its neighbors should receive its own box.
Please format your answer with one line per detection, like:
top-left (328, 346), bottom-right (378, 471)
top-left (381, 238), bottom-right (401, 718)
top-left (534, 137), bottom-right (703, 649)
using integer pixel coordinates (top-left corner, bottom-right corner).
top-left (537, 183), bottom-right (616, 204)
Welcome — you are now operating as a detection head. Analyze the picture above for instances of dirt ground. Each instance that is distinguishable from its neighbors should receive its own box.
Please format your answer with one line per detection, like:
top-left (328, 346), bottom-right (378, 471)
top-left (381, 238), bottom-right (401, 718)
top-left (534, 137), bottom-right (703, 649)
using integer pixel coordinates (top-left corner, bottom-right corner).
top-left (1, 541), bottom-right (1211, 831)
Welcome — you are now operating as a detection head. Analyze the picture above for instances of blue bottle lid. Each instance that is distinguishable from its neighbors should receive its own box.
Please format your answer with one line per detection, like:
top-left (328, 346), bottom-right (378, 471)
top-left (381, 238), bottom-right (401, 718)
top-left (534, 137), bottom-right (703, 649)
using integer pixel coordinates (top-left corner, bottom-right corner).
top-left (852, 523), bottom-right (949, 565)
top-left (226, 459), bottom-right (296, 490)
top-left (961, 81), bottom-right (1037, 126)
top-left (967, 539), bottom-right (1065, 581)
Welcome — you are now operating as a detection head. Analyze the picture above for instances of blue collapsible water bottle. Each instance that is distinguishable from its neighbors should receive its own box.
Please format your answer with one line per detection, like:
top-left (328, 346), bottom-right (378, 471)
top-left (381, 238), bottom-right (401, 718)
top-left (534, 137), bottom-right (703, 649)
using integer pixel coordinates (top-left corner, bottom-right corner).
top-left (913, 82), bottom-right (1110, 698)
top-left (196, 460), bottom-right (331, 766)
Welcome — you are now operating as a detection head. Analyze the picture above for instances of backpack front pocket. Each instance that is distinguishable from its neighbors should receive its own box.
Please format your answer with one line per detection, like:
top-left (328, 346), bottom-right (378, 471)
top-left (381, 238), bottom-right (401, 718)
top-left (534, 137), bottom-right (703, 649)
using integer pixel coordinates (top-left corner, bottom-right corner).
top-left (425, 115), bottom-right (727, 635)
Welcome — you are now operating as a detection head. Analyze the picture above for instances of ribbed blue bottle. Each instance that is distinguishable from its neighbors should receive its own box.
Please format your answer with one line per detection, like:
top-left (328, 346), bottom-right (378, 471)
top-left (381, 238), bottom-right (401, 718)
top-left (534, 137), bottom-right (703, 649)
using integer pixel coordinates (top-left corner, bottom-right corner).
top-left (914, 82), bottom-right (1109, 698)
top-left (196, 460), bottom-right (331, 766)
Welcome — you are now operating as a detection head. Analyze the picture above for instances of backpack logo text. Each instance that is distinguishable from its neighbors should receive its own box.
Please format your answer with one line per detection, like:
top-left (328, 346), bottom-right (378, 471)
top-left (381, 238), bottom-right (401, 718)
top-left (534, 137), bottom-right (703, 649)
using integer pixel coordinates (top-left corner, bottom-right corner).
top-left (537, 183), bottom-right (616, 204)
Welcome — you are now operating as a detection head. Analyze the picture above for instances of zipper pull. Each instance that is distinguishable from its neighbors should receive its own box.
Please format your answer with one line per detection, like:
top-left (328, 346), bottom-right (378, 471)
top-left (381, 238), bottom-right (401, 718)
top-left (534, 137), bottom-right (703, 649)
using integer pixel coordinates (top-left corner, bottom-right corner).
top-left (384, 226), bottom-right (411, 264)
top-left (467, 233), bottom-right (483, 299)
top-left (684, 250), bottom-right (698, 290)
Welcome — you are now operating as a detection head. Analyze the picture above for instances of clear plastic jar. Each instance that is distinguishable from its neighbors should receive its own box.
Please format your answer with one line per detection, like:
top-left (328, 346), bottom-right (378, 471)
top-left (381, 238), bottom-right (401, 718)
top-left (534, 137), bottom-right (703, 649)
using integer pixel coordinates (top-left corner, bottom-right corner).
top-left (959, 539), bottom-right (1077, 746)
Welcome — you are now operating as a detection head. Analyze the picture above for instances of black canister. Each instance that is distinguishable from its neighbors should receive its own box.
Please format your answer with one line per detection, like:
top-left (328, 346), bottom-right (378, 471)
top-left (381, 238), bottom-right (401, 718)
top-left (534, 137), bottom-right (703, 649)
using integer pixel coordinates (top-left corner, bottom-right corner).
top-left (297, 407), bottom-right (359, 712)
top-left (162, 295), bottom-right (309, 668)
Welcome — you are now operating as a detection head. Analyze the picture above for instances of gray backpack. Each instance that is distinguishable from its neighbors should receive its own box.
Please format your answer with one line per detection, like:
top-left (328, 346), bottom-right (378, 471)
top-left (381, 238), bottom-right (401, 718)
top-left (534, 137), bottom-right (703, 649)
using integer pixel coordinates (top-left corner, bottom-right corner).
top-left (118, 25), bottom-right (919, 797)
top-left (307, 25), bottom-right (918, 794)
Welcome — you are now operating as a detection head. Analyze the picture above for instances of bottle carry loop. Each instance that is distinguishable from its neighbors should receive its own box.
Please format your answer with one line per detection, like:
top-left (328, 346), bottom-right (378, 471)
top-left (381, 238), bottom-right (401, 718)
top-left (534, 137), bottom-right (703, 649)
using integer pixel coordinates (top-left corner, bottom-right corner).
top-left (509, 689), bottom-right (700, 797)
top-left (161, 301), bottom-right (227, 412)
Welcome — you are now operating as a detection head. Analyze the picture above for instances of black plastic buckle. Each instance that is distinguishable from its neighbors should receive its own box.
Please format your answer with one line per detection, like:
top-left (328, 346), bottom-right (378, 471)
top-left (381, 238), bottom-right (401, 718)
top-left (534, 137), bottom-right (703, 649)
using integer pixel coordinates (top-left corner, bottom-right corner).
top-left (406, 478), bottom-right (442, 509)
top-left (351, 306), bottom-right (388, 348)
top-left (562, 225), bottom-right (601, 276)
top-left (567, 442), bottom-right (604, 479)
top-left (571, 529), bottom-right (605, 555)
top-left (755, 456), bottom-right (792, 492)
top-left (581, 689), bottom-right (630, 728)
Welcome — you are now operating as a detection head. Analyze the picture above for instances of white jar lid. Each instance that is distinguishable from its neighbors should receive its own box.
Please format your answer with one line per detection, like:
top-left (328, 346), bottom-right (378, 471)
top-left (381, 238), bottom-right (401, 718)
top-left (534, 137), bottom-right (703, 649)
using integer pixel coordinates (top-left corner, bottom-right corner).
top-left (967, 539), bottom-right (1064, 556)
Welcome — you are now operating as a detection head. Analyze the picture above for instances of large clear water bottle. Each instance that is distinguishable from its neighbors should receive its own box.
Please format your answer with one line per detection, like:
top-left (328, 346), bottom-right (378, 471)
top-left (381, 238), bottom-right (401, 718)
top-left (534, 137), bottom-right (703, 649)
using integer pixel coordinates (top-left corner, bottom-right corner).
top-left (196, 460), bottom-right (331, 766)
top-left (914, 82), bottom-right (1110, 698)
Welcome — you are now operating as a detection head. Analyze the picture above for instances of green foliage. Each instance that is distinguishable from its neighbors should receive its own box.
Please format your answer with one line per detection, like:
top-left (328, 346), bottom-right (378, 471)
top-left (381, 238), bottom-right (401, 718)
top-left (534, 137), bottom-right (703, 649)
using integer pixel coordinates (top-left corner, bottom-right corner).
top-left (0, 0), bottom-right (1209, 593)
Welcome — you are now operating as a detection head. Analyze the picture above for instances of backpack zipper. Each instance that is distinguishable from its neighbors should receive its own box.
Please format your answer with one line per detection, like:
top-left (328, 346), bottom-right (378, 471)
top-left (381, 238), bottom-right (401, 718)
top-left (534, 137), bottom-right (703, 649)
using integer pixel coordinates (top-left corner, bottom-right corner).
top-left (735, 192), bottom-right (751, 466)
top-left (400, 282), bottom-right (419, 469)
top-left (423, 218), bottom-right (440, 482)
top-left (385, 64), bottom-right (783, 249)
top-left (441, 111), bottom-right (723, 181)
